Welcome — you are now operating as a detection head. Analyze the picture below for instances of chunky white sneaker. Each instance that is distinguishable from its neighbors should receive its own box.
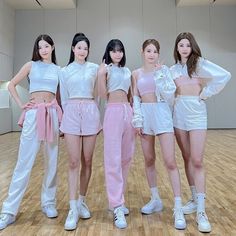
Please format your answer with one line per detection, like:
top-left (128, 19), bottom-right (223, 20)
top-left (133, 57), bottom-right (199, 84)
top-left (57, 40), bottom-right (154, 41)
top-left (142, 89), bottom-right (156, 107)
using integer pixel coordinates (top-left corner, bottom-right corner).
top-left (109, 204), bottom-right (129, 215)
top-left (141, 198), bottom-right (163, 214)
top-left (42, 205), bottom-right (58, 218)
top-left (0, 213), bottom-right (15, 230)
top-left (114, 207), bottom-right (127, 229)
top-left (196, 211), bottom-right (211, 233)
top-left (64, 209), bottom-right (79, 231)
top-left (77, 201), bottom-right (91, 219)
top-left (173, 208), bottom-right (186, 230)
top-left (182, 199), bottom-right (197, 214)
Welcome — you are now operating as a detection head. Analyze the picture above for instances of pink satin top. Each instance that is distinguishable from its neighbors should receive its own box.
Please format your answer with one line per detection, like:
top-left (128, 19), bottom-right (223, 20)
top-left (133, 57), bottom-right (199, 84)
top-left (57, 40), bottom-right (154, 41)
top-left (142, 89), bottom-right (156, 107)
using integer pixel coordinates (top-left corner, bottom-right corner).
top-left (136, 69), bottom-right (156, 96)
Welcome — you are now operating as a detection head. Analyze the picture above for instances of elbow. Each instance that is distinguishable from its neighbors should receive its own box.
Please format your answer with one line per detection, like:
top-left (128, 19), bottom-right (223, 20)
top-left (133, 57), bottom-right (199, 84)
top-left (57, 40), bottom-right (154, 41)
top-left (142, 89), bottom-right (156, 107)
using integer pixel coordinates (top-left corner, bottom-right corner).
top-left (8, 81), bottom-right (14, 93)
top-left (226, 72), bottom-right (231, 82)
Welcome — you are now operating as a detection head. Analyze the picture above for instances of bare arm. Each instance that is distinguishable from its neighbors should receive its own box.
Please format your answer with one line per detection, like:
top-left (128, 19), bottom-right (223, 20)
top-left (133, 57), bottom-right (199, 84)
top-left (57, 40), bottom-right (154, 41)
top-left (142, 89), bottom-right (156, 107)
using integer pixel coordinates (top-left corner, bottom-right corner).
top-left (8, 62), bottom-right (32, 109)
top-left (97, 60), bottom-right (108, 99)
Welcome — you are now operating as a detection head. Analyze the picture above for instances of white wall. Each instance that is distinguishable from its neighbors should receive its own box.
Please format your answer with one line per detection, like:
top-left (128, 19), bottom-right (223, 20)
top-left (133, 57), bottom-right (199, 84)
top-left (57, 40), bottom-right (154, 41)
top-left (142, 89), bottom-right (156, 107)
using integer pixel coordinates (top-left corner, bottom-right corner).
top-left (12, 0), bottom-right (236, 129)
top-left (0, 0), bottom-right (14, 134)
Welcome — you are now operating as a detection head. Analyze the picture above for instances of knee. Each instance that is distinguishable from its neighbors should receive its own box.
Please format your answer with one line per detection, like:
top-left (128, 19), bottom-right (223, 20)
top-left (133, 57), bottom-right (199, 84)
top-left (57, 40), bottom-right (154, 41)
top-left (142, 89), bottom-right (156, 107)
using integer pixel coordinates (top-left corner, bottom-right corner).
top-left (69, 158), bottom-right (79, 170)
top-left (191, 158), bottom-right (203, 169)
top-left (165, 159), bottom-right (177, 171)
top-left (82, 156), bottom-right (93, 169)
top-left (144, 156), bottom-right (155, 167)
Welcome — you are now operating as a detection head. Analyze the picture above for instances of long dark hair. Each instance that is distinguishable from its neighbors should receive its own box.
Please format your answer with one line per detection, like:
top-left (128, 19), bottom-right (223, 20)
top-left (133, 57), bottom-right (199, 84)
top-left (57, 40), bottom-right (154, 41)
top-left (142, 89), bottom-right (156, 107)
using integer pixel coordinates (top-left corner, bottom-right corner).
top-left (102, 39), bottom-right (126, 67)
top-left (174, 32), bottom-right (202, 77)
top-left (32, 34), bottom-right (57, 64)
top-left (68, 33), bottom-right (90, 65)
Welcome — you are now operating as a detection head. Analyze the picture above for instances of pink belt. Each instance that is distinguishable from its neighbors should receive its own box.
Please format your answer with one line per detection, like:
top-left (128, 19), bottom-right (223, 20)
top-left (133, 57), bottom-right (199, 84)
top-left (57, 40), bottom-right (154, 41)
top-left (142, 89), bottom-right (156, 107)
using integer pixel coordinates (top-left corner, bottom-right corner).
top-left (18, 99), bottom-right (62, 142)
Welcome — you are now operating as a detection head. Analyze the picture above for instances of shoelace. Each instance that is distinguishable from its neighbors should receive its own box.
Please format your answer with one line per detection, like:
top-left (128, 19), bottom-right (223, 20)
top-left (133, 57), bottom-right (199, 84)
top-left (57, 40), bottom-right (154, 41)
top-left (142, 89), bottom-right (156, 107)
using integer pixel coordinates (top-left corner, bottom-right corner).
top-left (114, 208), bottom-right (124, 221)
top-left (198, 212), bottom-right (208, 222)
top-left (173, 208), bottom-right (184, 220)
top-left (0, 214), bottom-right (8, 220)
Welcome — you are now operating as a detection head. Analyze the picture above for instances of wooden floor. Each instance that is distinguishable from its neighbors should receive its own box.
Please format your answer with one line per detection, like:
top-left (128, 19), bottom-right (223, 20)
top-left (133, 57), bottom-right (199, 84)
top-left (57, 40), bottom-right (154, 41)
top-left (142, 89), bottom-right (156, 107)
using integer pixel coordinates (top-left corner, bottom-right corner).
top-left (0, 130), bottom-right (236, 236)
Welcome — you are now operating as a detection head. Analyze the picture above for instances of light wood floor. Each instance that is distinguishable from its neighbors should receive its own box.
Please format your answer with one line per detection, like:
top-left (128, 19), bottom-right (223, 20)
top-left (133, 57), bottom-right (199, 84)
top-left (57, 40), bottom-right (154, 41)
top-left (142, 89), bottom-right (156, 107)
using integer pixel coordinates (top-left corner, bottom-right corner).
top-left (0, 130), bottom-right (236, 236)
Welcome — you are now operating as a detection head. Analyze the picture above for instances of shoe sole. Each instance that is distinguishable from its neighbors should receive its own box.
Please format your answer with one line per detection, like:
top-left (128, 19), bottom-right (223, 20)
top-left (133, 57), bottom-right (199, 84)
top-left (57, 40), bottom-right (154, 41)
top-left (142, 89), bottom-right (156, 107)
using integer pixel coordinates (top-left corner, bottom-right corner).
top-left (0, 219), bottom-right (16, 230)
top-left (141, 206), bottom-right (163, 215)
top-left (183, 209), bottom-right (197, 215)
top-left (64, 226), bottom-right (77, 231)
top-left (79, 214), bottom-right (91, 219)
top-left (197, 224), bottom-right (211, 233)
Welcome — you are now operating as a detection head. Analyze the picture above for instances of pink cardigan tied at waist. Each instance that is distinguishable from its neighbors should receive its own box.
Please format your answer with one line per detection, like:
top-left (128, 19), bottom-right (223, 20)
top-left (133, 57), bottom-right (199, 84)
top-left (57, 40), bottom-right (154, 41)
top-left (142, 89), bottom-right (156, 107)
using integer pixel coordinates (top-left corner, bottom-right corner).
top-left (18, 99), bottom-right (62, 143)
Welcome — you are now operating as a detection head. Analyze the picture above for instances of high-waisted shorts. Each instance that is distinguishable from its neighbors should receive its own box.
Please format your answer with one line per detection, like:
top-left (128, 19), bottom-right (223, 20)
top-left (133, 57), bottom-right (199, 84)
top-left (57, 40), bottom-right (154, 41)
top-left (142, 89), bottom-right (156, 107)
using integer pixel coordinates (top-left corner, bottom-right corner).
top-left (173, 95), bottom-right (207, 131)
top-left (141, 102), bottom-right (174, 135)
top-left (60, 99), bottom-right (102, 135)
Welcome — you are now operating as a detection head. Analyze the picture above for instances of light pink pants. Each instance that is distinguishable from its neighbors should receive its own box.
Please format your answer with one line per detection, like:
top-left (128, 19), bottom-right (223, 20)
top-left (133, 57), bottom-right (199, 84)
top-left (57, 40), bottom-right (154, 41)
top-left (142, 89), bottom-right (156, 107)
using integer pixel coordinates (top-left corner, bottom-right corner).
top-left (103, 103), bottom-right (135, 208)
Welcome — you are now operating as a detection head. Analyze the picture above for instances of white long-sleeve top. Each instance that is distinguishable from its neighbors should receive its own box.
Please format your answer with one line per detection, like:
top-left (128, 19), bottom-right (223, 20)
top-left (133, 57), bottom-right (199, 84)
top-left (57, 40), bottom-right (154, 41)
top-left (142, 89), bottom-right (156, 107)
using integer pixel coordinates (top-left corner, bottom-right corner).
top-left (60, 61), bottom-right (99, 109)
top-left (170, 57), bottom-right (231, 100)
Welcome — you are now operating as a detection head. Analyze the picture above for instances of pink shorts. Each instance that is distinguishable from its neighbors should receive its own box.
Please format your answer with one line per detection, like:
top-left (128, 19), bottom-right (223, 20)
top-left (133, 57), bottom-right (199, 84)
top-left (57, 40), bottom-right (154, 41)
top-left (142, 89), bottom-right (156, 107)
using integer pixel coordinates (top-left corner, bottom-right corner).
top-left (60, 99), bottom-right (102, 136)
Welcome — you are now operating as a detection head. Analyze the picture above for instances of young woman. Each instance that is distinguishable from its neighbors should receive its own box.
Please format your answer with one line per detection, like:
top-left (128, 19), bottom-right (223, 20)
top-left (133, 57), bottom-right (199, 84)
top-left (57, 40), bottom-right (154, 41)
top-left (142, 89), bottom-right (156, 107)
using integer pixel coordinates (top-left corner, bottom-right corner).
top-left (170, 32), bottom-right (231, 233)
top-left (98, 39), bottom-right (135, 229)
top-left (59, 33), bottom-right (101, 231)
top-left (0, 34), bottom-right (62, 230)
top-left (132, 39), bottom-right (186, 230)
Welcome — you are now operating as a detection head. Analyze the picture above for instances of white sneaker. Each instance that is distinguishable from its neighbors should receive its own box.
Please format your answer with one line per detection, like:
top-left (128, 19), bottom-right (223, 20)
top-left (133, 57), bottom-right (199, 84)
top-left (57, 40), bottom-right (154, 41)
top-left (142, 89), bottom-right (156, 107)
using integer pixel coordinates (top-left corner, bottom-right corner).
top-left (64, 209), bottom-right (79, 231)
top-left (114, 207), bottom-right (127, 229)
top-left (173, 208), bottom-right (186, 230)
top-left (141, 198), bottom-right (163, 214)
top-left (182, 199), bottom-right (197, 214)
top-left (42, 205), bottom-right (58, 218)
top-left (0, 213), bottom-right (15, 230)
top-left (77, 201), bottom-right (91, 219)
top-left (196, 211), bottom-right (211, 233)
top-left (109, 204), bottom-right (129, 215)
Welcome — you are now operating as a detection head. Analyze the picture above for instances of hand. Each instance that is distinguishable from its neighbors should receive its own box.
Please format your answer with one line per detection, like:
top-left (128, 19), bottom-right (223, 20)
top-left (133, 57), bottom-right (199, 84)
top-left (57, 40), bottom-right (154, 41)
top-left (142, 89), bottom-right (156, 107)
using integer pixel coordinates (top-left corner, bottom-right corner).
top-left (154, 60), bottom-right (164, 71)
top-left (99, 59), bottom-right (108, 77)
top-left (135, 127), bottom-right (143, 136)
top-left (21, 100), bottom-right (36, 110)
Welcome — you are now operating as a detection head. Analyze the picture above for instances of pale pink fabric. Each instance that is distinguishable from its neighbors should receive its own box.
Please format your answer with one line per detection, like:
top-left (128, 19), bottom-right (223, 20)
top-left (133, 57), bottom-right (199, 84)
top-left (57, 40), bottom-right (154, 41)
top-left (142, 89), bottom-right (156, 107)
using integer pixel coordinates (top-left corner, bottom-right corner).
top-left (18, 99), bottom-right (62, 143)
top-left (103, 103), bottom-right (135, 208)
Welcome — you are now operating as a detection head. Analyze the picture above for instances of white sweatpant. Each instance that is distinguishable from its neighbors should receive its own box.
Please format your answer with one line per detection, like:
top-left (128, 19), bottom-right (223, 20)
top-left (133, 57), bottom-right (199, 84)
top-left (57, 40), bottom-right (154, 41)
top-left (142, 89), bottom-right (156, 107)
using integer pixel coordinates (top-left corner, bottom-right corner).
top-left (1, 108), bottom-right (59, 216)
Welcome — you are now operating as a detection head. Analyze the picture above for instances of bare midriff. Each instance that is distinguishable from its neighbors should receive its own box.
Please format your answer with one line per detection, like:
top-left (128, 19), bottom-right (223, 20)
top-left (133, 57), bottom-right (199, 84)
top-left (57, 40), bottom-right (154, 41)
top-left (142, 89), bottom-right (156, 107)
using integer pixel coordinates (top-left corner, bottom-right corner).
top-left (30, 91), bottom-right (56, 103)
top-left (140, 93), bottom-right (157, 103)
top-left (108, 90), bottom-right (129, 103)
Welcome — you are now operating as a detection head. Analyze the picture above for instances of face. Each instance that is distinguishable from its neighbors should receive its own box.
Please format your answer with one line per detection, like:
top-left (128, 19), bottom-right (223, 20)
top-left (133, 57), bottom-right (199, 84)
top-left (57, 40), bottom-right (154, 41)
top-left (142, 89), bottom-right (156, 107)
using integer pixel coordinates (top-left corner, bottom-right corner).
top-left (109, 49), bottom-right (123, 65)
top-left (38, 39), bottom-right (54, 61)
top-left (73, 40), bottom-right (89, 62)
top-left (177, 38), bottom-right (192, 60)
top-left (143, 44), bottom-right (159, 64)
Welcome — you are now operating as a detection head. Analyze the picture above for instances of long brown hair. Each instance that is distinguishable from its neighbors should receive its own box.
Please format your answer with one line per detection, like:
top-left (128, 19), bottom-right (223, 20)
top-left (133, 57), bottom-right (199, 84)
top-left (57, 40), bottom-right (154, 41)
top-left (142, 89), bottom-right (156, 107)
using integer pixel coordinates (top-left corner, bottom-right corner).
top-left (32, 34), bottom-right (57, 64)
top-left (174, 32), bottom-right (201, 77)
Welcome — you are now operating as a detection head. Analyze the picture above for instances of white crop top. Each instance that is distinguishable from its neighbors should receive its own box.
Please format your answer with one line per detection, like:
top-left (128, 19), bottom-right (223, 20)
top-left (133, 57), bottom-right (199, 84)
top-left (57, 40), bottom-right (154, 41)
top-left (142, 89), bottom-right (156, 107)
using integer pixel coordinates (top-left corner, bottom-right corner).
top-left (60, 61), bottom-right (99, 109)
top-left (28, 61), bottom-right (60, 94)
top-left (107, 65), bottom-right (131, 94)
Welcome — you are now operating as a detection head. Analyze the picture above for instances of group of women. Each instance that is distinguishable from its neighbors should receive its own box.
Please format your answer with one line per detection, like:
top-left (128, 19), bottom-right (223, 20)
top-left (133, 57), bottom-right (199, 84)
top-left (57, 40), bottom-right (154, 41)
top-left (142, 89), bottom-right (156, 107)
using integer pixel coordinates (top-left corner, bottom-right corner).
top-left (0, 32), bottom-right (231, 233)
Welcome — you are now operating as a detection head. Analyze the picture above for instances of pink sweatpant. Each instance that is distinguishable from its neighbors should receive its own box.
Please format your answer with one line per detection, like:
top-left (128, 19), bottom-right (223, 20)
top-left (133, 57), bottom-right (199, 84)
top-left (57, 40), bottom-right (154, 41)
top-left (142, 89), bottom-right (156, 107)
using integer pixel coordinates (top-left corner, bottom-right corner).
top-left (103, 103), bottom-right (135, 208)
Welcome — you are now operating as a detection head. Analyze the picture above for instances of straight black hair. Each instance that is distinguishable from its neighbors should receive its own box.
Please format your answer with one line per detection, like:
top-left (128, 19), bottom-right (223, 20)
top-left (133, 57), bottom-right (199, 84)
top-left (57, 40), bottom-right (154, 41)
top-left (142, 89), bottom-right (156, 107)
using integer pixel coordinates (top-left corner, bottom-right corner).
top-left (68, 33), bottom-right (90, 65)
top-left (102, 39), bottom-right (126, 67)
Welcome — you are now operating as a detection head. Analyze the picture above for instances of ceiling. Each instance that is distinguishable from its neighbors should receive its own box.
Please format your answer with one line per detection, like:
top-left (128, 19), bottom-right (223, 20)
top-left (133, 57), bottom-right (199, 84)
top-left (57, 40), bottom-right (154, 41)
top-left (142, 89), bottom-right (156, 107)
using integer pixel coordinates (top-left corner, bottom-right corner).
top-left (4, 0), bottom-right (76, 9)
top-left (176, 0), bottom-right (236, 6)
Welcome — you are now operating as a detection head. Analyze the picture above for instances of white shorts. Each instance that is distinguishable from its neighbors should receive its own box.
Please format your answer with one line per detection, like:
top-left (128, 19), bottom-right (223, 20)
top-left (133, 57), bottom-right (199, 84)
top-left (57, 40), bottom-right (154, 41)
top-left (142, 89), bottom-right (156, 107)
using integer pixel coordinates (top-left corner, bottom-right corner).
top-left (141, 102), bottom-right (174, 135)
top-left (173, 96), bottom-right (207, 131)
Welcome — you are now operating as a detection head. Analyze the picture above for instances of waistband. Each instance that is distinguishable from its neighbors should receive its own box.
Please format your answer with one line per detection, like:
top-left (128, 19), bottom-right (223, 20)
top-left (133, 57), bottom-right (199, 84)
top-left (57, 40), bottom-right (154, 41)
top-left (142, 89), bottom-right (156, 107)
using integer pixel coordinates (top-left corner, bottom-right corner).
top-left (176, 95), bottom-right (200, 100)
top-left (67, 98), bottom-right (95, 104)
top-left (106, 102), bottom-right (131, 107)
top-left (18, 98), bottom-right (62, 142)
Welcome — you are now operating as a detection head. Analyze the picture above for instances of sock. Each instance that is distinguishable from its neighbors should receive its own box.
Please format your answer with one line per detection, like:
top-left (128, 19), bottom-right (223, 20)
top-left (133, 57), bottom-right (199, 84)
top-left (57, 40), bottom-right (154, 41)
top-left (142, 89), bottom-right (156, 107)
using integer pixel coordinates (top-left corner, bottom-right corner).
top-left (197, 193), bottom-right (206, 213)
top-left (69, 200), bottom-right (78, 212)
top-left (78, 195), bottom-right (85, 203)
top-left (174, 196), bottom-right (182, 209)
top-left (190, 186), bottom-right (197, 202)
top-left (150, 187), bottom-right (160, 200)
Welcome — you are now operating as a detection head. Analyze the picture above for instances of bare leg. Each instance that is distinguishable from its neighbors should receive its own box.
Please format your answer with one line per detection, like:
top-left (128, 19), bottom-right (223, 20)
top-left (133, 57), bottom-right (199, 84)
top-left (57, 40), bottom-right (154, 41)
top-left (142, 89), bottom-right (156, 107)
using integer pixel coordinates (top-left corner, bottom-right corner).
top-left (140, 135), bottom-right (156, 187)
top-left (64, 134), bottom-right (81, 200)
top-left (79, 135), bottom-right (97, 196)
top-left (158, 132), bottom-right (181, 197)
